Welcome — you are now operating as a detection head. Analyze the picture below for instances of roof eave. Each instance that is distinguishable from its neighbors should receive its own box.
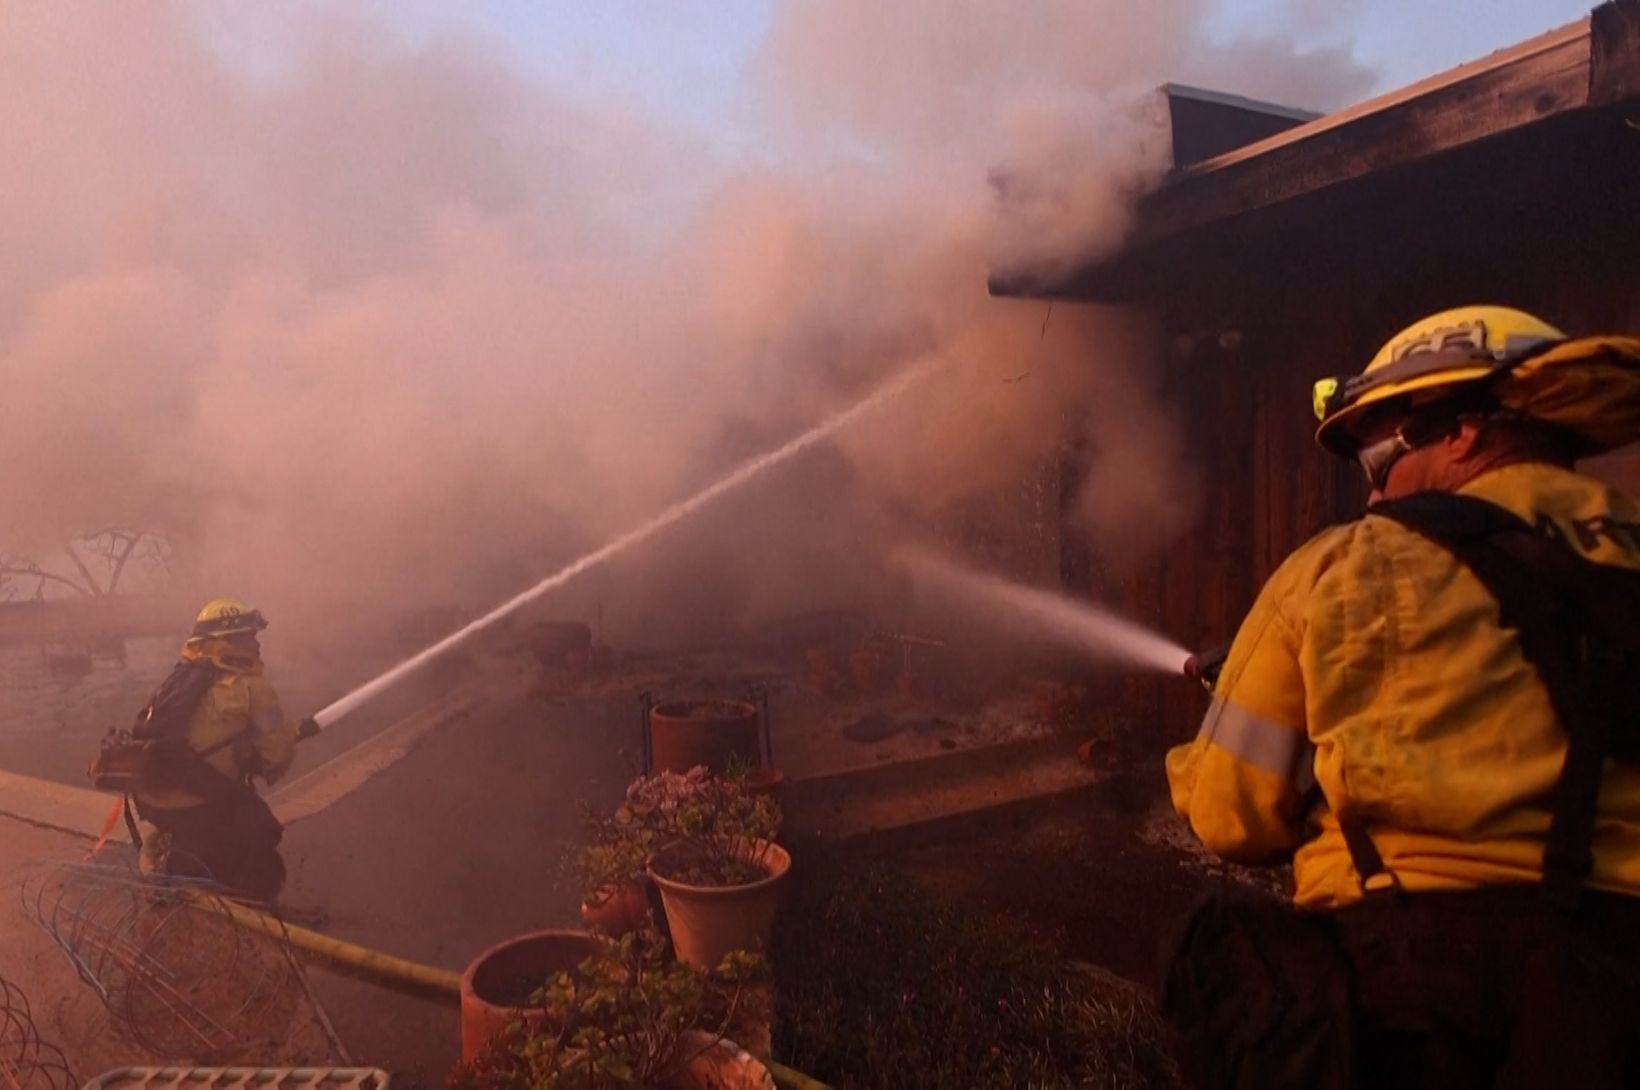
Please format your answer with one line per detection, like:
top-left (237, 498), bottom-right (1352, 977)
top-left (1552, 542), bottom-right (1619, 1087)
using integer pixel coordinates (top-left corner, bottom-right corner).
top-left (991, 3), bottom-right (1640, 302)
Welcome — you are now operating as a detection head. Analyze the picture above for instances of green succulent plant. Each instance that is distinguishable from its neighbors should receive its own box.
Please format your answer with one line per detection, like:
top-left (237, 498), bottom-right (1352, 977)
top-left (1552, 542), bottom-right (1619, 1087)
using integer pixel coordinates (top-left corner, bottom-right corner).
top-left (451, 931), bottom-right (765, 1090)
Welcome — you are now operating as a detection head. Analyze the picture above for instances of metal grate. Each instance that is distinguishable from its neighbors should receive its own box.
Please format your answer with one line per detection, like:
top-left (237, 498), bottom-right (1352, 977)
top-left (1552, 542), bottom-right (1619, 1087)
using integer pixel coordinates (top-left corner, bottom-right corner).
top-left (82, 1069), bottom-right (389, 1090)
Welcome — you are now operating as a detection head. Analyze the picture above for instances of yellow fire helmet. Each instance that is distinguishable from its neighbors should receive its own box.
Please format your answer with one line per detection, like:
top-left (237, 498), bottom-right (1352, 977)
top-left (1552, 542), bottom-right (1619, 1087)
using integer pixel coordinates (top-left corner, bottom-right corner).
top-left (1313, 305), bottom-right (1640, 456)
top-left (191, 597), bottom-right (269, 640)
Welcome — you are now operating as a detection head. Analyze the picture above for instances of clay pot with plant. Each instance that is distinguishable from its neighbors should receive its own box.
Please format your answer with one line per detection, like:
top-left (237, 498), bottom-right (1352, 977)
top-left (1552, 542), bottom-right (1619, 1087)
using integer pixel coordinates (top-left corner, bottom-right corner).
top-left (572, 766), bottom-right (782, 939)
top-left (451, 930), bottom-right (773, 1090)
top-left (649, 838), bottom-right (791, 973)
top-left (570, 809), bottom-right (654, 938)
top-left (631, 771), bottom-right (788, 971)
top-left (647, 699), bottom-right (763, 776)
top-left (721, 752), bottom-right (786, 825)
top-left (460, 929), bottom-right (604, 1062)
top-left (848, 639), bottom-right (895, 693)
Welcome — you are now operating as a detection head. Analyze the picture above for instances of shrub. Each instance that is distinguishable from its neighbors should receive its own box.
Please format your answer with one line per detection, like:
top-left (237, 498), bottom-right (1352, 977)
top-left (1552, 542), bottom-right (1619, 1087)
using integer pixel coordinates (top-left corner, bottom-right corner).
top-left (770, 841), bottom-right (1181, 1089)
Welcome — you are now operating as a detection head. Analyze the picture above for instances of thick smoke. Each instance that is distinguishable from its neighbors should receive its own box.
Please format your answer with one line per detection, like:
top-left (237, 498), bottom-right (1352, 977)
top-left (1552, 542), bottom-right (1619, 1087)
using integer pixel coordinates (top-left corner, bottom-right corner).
top-left (751, 0), bottom-right (1375, 277)
top-left (0, 2), bottom-right (1375, 666)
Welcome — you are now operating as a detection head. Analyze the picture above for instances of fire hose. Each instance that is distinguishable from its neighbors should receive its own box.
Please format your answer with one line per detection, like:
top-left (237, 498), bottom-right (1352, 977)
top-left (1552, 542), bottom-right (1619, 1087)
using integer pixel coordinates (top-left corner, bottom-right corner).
top-left (195, 891), bottom-right (461, 997)
top-left (201, 895), bottom-right (830, 1089)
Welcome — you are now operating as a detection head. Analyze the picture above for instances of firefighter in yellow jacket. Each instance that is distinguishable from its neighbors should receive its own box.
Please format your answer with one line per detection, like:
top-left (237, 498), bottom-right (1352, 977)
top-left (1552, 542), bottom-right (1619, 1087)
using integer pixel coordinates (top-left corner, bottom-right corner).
top-left (133, 598), bottom-right (311, 902)
top-left (1164, 306), bottom-right (1640, 1087)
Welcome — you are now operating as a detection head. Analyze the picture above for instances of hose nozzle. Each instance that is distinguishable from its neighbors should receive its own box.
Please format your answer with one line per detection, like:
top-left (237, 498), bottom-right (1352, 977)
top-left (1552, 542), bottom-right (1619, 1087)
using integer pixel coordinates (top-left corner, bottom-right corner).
top-left (1182, 641), bottom-right (1232, 692)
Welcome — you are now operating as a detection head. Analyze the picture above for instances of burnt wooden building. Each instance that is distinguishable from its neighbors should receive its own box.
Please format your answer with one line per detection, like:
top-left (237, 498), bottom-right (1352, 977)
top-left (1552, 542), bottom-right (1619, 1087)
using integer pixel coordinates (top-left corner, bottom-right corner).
top-left (993, 1), bottom-right (1640, 739)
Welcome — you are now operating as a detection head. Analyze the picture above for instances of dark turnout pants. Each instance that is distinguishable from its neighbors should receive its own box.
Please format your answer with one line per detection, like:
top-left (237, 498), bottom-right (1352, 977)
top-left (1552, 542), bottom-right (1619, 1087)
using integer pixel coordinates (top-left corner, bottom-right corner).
top-left (135, 787), bottom-right (286, 903)
top-left (1335, 887), bottom-right (1640, 1089)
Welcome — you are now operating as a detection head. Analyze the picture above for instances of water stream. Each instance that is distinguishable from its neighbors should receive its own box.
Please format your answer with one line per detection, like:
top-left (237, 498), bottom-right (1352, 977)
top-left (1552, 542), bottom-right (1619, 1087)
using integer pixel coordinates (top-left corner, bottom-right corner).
top-left (313, 361), bottom-right (939, 727)
top-left (900, 547), bottom-right (1190, 674)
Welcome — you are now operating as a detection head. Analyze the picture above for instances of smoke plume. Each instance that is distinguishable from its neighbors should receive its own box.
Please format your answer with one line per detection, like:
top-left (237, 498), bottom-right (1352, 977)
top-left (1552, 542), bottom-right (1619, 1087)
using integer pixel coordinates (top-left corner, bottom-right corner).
top-left (0, 1), bottom-right (1376, 666)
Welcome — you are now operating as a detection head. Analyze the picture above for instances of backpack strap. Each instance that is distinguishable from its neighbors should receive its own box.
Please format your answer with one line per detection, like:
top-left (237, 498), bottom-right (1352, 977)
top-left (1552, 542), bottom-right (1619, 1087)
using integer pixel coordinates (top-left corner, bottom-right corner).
top-left (195, 728), bottom-right (252, 761)
top-left (133, 659), bottom-right (222, 741)
top-left (1370, 491), bottom-right (1640, 909)
top-left (1338, 819), bottom-right (1395, 894)
top-left (1337, 493), bottom-right (1541, 894)
top-left (126, 660), bottom-right (255, 795)
top-left (122, 794), bottom-right (143, 849)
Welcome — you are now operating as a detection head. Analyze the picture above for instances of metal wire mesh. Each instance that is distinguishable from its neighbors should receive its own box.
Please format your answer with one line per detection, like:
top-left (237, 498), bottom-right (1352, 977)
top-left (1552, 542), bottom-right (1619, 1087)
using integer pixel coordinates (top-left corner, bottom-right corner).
top-left (17, 861), bottom-right (306, 1064)
top-left (0, 974), bottom-right (78, 1090)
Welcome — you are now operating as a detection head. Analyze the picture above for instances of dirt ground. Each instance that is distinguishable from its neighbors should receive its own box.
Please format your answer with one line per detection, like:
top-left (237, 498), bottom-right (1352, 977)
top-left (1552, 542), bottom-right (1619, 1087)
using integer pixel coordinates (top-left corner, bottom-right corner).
top-left (885, 769), bottom-right (1286, 987)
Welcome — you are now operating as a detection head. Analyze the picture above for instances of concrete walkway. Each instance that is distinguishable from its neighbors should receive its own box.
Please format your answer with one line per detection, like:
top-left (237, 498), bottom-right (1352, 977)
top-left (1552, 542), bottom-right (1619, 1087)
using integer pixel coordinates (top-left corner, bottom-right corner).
top-left (0, 769), bottom-right (112, 839)
top-left (280, 683), bottom-right (638, 1079)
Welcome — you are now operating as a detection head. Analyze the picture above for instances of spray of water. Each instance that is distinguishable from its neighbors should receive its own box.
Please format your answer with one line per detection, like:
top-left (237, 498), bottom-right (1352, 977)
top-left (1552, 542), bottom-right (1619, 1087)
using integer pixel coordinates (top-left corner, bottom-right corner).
top-left (901, 546), bottom-right (1190, 674)
top-left (313, 360), bottom-right (941, 727)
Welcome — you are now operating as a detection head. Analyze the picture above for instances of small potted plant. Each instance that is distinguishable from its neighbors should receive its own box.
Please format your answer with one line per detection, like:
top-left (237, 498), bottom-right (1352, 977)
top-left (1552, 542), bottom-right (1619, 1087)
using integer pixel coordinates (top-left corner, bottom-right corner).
top-left (640, 772), bottom-right (788, 971)
top-left (572, 766), bottom-right (781, 938)
top-left (573, 833), bottom-right (654, 938)
top-left (450, 930), bottom-right (772, 1090)
top-left (722, 752), bottom-right (787, 815)
top-left (570, 775), bottom-right (689, 937)
top-left (573, 768), bottom-right (787, 960)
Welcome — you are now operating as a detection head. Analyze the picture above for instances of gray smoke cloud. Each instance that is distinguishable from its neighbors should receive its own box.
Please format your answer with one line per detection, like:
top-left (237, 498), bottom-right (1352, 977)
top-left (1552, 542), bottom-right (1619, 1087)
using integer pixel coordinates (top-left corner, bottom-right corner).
top-left (0, 1), bottom-right (1376, 664)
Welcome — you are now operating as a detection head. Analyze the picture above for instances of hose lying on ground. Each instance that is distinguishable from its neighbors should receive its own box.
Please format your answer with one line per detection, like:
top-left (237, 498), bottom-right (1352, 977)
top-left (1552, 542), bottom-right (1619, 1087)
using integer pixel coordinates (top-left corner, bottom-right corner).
top-left (201, 895), bottom-right (832, 1089)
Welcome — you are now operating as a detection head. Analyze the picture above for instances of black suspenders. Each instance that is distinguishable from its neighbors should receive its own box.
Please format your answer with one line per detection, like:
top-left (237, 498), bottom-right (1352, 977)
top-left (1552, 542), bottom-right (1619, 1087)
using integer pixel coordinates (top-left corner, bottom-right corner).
top-left (1354, 492), bottom-right (1640, 907)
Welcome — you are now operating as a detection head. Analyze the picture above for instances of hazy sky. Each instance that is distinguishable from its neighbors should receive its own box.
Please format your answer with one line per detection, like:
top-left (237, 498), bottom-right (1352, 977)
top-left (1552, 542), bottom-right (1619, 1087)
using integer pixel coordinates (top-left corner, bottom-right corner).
top-left (269, 0), bottom-right (1596, 127)
top-left (1206, 0), bottom-right (1593, 93)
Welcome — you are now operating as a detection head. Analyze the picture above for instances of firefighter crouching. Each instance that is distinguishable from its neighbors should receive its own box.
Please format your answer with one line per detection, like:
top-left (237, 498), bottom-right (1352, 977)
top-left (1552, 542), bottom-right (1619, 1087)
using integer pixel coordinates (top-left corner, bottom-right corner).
top-left (93, 598), bottom-right (318, 903)
top-left (1160, 307), bottom-right (1640, 1088)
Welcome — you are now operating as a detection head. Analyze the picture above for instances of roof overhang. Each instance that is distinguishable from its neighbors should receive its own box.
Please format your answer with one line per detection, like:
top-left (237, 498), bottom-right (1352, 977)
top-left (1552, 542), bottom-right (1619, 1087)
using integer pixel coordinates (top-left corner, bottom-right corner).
top-left (992, 1), bottom-right (1640, 302)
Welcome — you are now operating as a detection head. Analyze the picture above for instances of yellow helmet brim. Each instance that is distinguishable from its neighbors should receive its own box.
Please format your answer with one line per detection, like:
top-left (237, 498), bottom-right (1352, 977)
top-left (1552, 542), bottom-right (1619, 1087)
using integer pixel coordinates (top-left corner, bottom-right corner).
top-left (1314, 364), bottom-right (1496, 455)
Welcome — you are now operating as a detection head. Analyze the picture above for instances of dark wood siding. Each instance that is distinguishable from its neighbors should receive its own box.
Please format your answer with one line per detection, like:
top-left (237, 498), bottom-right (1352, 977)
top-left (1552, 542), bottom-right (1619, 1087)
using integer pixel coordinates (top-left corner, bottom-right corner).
top-left (1066, 96), bottom-right (1640, 740)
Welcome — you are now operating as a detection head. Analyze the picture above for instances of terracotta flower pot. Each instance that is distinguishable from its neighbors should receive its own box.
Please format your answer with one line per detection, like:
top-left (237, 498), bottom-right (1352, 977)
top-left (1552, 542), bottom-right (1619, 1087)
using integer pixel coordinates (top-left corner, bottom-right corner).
top-left (739, 768), bottom-right (787, 837)
top-left (648, 699), bottom-right (762, 775)
top-left (648, 839), bottom-right (791, 971)
top-left (458, 929), bottom-right (603, 1062)
top-left (806, 647), bottom-right (843, 695)
top-left (580, 880), bottom-right (653, 937)
top-left (848, 645), bottom-right (893, 692)
top-left (741, 767), bottom-right (786, 805)
top-left (665, 1030), bottom-right (776, 1090)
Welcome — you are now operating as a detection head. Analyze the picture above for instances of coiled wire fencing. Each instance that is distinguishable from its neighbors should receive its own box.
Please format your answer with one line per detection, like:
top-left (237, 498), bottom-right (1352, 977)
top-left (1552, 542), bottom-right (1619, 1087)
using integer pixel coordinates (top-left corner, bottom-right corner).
top-left (18, 861), bottom-right (306, 1063)
top-left (0, 974), bottom-right (77, 1090)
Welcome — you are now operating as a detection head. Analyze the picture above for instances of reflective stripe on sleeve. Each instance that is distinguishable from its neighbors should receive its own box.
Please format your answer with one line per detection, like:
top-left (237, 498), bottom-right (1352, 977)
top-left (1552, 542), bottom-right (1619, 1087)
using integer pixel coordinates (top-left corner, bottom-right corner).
top-left (1201, 696), bottom-right (1314, 783)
